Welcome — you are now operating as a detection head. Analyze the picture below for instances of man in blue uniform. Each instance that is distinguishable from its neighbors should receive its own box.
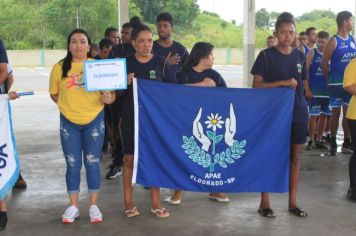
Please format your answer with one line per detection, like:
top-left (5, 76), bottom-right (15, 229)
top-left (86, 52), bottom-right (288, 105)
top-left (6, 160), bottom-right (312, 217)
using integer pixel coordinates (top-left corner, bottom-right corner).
top-left (299, 27), bottom-right (317, 56)
top-left (305, 31), bottom-right (331, 150)
top-left (322, 11), bottom-right (356, 155)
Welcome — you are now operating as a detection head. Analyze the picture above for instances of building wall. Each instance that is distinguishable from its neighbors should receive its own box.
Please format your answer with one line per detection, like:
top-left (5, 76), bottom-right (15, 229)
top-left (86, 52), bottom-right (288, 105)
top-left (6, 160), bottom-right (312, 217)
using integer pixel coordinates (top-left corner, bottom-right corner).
top-left (7, 49), bottom-right (262, 66)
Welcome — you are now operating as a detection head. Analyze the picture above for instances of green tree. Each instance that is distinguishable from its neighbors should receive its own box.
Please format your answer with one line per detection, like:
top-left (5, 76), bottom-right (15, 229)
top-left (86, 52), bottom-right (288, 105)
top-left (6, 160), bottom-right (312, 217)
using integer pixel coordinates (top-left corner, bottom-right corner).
top-left (131, 0), bottom-right (199, 26)
top-left (128, 0), bottom-right (142, 19)
top-left (298, 10), bottom-right (335, 21)
top-left (164, 0), bottom-right (199, 25)
top-left (256, 8), bottom-right (270, 29)
top-left (131, 0), bottom-right (163, 23)
top-left (42, 0), bottom-right (118, 47)
top-left (269, 11), bottom-right (280, 21)
top-left (0, 2), bottom-right (36, 49)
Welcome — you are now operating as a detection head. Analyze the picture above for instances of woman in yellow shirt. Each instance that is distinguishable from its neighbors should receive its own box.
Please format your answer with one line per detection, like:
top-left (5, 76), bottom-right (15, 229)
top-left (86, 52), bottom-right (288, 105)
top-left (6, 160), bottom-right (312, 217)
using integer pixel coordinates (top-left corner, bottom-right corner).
top-left (49, 29), bottom-right (115, 224)
top-left (343, 58), bottom-right (356, 201)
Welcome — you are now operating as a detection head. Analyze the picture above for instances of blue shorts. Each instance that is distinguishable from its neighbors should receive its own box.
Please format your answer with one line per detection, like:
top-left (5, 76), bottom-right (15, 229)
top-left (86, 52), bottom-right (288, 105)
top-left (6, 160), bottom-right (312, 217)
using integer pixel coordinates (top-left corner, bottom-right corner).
top-left (308, 97), bottom-right (331, 116)
top-left (329, 85), bottom-right (352, 107)
top-left (291, 122), bottom-right (307, 144)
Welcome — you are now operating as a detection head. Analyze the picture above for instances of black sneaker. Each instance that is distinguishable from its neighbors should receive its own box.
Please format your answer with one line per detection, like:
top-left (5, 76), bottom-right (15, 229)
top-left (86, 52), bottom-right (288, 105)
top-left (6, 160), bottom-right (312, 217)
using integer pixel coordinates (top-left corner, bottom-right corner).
top-left (325, 134), bottom-right (332, 145)
top-left (342, 142), bottom-right (353, 154)
top-left (314, 141), bottom-right (328, 149)
top-left (330, 141), bottom-right (337, 156)
top-left (306, 140), bottom-right (313, 150)
top-left (13, 174), bottom-right (27, 189)
top-left (0, 211), bottom-right (7, 230)
top-left (106, 166), bottom-right (122, 179)
top-left (347, 188), bottom-right (356, 201)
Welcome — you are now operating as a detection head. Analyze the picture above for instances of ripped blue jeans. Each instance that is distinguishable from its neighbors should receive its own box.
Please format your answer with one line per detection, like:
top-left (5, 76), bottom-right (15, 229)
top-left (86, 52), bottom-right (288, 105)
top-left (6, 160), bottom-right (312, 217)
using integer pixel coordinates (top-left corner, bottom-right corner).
top-left (60, 111), bottom-right (104, 193)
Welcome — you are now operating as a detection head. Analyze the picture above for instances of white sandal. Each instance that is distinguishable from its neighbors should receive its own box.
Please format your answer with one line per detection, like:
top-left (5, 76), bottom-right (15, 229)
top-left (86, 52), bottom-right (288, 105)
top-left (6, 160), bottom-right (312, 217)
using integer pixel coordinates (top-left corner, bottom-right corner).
top-left (150, 208), bottom-right (170, 218)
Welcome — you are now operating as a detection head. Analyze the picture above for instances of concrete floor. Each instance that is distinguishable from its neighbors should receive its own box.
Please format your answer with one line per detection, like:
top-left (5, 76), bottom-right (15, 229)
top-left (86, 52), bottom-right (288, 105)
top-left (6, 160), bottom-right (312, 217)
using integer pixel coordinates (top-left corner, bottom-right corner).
top-left (2, 67), bottom-right (356, 235)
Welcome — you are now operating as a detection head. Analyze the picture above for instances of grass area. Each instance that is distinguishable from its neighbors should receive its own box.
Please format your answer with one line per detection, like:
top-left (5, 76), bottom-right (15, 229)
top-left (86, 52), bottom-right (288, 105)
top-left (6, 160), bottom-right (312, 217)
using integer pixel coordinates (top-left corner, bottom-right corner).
top-left (164, 13), bottom-right (338, 49)
top-left (174, 13), bottom-right (243, 48)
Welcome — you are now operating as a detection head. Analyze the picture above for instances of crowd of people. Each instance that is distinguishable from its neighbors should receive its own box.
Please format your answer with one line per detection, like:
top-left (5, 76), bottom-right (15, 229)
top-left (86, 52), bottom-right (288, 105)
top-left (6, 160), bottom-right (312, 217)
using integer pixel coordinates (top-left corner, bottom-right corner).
top-left (0, 10), bottom-right (356, 229)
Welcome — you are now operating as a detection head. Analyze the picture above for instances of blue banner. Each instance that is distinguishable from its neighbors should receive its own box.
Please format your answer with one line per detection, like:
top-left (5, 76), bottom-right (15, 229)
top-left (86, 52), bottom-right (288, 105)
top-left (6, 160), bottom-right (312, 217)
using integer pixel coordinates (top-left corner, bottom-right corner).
top-left (133, 79), bottom-right (294, 193)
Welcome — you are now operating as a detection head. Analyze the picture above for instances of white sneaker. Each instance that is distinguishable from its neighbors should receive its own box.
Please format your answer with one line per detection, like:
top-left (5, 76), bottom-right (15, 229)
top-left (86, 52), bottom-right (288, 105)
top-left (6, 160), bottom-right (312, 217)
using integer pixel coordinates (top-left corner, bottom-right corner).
top-left (62, 205), bottom-right (79, 223)
top-left (89, 205), bottom-right (102, 223)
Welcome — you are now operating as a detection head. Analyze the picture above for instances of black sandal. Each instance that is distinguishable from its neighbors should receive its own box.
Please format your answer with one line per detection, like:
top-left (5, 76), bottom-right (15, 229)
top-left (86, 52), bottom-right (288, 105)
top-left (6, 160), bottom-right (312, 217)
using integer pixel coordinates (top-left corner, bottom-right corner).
top-left (258, 208), bottom-right (276, 218)
top-left (288, 207), bottom-right (308, 217)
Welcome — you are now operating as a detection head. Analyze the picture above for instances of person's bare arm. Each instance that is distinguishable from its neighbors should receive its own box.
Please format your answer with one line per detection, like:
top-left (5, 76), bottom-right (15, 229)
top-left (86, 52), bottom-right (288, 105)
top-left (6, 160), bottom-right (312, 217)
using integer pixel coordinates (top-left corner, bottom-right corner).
top-left (321, 37), bottom-right (336, 79)
top-left (0, 63), bottom-right (7, 85)
top-left (50, 94), bottom-right (58, 103)
top-left (344, 84), bottom-right (356, 96)
top-left (304, 50), bottom-right (314, 99)
top-left (6, 72), bottom-right (14, 90)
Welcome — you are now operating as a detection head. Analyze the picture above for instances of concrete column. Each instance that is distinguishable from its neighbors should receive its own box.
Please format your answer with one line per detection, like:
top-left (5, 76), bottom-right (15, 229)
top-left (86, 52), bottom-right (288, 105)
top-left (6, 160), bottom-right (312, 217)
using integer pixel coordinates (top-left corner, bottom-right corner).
top-left (243, 0), bottom-right (255, 88)
top-left (119, 0), bottom-right (129, 30)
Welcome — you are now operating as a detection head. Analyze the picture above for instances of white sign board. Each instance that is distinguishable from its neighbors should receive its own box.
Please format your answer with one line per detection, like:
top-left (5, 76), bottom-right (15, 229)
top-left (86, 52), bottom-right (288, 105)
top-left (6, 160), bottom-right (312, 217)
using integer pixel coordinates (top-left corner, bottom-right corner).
top-left (84, 59), bottom-right (127, 91)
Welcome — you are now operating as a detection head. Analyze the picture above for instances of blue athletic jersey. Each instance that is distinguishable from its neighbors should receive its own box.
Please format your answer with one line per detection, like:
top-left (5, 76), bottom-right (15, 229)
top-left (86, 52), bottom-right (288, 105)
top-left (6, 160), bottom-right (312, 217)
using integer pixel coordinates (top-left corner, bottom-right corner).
top-left (176, 67), bottom-right (227, 88)
top-left (329, 34), bottom-right (356, 85)
top-left (251, 47), bottom-right (309, 123)
top-left (308, 49), bottom-right (328, 97)
top-left (152, 40), bottom-right (189, 73)
top-left (303, 44), bottom-right (311, 56)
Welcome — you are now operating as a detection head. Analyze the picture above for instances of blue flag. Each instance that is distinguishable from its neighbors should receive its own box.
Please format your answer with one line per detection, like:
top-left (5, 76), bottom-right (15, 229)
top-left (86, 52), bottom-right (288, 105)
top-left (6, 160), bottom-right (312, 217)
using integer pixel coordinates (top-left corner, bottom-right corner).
top-left (133, 79), bottom-right (294, 193)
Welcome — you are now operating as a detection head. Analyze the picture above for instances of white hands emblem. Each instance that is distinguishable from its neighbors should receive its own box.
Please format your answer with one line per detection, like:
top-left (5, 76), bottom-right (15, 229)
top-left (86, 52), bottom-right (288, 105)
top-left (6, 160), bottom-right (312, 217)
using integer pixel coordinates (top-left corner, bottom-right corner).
top-left (192, 103), bottom-right (237, 152)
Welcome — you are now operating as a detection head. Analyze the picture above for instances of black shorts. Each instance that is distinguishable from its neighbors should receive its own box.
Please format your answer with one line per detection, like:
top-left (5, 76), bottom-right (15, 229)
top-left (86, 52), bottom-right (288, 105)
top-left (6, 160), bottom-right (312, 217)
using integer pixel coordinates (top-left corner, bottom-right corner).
top-left (120, 112), bottom-right (134, 155)
top-left (291, 122), bottom-right (307, 144)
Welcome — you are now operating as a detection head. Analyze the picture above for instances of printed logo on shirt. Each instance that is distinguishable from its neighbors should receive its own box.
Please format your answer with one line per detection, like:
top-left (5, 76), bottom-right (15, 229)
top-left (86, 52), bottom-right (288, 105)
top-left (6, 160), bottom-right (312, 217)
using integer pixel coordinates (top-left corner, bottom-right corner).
top-left (66, 72), bottom-right (85, 89)
top-left (341, 52), bottom-right (356, 63)
top-left (315, 67), bottom-right (323, 76)
top-left (351, 41), bottom-right (356, 49)
top-left (297, 63), bottom-right (302, 73)
top-left (149, 70), bottom-right (157, 80)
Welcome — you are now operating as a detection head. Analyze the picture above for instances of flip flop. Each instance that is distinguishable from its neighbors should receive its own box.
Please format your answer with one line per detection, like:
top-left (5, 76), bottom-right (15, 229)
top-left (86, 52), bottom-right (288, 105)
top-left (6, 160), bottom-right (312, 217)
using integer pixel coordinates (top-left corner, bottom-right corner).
top-left (124, 206), bottom-right (140, 218)
top-left (164, 196), bottom-right (182, 205)
top-left (288, 207), bottom-right (308, 217)
top-left (258, 208), bottom-right (276, 218)
top-left (150, 208), bottom-right (170, 218)
top-left (208, 194), bottom-right (229, 203)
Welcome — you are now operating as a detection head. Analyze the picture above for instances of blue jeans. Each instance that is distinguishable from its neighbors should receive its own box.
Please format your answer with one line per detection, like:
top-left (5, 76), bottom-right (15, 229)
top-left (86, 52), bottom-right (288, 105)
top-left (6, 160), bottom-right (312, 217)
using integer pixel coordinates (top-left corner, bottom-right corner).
top-left (60, 111), bottom-right (105, 193)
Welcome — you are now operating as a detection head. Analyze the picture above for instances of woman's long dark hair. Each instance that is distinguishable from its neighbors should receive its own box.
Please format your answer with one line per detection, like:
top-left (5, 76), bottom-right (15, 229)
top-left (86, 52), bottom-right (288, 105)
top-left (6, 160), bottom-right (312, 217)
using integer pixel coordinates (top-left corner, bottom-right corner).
top-left (61, 29), bottom-right (91, 79)
top-left (183, 42), bottom-right (214, 70)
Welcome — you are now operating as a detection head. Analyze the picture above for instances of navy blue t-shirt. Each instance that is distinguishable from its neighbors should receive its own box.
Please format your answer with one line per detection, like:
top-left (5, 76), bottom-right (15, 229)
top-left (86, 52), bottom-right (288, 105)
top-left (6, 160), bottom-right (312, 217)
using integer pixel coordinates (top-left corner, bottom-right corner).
top-left (152, 40), bottom-right (189, 72)
top-left (176, 67), bottom-right (227, 88)
top-left (0, 40), bottom-right (8, 94)
top-left (0, 40), bottom-right (8, 63)
top-left (250, 47), bottom-right (308, 123)
top-left (121, 54), bottom-right (176, 115)
top-left (111, 43), bottom-right (136, 58)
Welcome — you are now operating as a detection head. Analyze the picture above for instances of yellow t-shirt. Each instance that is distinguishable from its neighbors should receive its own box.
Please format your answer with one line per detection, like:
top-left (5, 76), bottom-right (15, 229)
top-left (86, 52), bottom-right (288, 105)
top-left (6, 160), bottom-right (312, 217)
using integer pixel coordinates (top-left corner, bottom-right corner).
top-left (49, 61), bottom-right (103, 125)
top-left (344, 58), bottom-right (356, 120)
